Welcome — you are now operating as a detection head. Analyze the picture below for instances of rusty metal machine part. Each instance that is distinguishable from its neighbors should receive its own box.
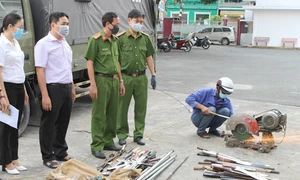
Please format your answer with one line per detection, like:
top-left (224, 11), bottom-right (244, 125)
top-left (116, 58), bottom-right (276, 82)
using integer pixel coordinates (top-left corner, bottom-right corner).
top-left (225, 109), bottom-right (287, 153)
top-left (226, 113), bottom-right (259, 141)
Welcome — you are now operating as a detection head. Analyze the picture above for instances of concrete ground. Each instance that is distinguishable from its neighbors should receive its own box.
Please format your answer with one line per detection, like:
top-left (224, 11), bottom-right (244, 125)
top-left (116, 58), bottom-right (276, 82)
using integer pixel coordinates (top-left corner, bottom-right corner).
top-left (1, 46), bottom-right (300, 180)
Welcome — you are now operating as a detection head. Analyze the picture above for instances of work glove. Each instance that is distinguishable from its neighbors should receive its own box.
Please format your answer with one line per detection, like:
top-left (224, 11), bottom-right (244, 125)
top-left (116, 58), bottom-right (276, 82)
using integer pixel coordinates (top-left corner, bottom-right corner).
top-left (151, 75), bottom-right (156, 90)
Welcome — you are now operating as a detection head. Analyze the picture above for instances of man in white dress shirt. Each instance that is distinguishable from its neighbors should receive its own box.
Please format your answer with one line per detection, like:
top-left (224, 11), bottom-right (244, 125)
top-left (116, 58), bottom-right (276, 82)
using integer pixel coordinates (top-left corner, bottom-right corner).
top-left (34, 12), bottom-right (76, 169)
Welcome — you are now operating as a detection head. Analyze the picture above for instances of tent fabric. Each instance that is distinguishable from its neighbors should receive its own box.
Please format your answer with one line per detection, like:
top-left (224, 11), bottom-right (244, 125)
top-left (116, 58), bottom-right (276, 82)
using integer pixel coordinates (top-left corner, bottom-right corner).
top-left (29, 0), bottom-right (156, 45)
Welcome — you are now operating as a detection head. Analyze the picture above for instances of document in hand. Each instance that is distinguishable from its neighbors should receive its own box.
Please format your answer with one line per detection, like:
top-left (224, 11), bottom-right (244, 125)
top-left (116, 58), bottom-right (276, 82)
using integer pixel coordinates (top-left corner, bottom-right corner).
top-left (0, 105), bottom-right (19, 129)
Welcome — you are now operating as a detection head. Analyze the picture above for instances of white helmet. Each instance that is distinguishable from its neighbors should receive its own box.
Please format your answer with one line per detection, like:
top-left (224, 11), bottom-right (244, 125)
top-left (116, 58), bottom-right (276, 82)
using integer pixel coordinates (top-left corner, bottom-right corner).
top-left (218, 77), bottom-right (234, 94)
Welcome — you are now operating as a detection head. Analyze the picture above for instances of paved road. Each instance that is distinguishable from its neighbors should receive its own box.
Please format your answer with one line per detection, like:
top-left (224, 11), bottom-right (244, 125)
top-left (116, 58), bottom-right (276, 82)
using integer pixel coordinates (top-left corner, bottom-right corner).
top-left (157, 46), bottom-right (300, 107)
top-left (1, 46), bottom-right (299, 180)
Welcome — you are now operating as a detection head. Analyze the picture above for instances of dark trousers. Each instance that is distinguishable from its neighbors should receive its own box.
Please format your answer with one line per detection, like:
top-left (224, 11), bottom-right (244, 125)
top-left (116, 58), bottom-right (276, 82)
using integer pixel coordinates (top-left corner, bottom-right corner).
top-left (191, 107), bottom-right (230, 132)
top-left (0, 82), bottom-right (24, 166)
top-left (39, 84), bottom-right (72, 163)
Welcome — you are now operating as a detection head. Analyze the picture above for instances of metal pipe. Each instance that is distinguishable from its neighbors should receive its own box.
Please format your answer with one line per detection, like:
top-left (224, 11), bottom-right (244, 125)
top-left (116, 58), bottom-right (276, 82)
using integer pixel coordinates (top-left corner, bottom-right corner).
top-left (141, 155), bottom-right (177, 180)
top-left (158, 152), bottom-right (167, 159)
top-left (137, 156), bottom-right (171, 180)
top-left (202, 149), bottom-right (218, 157)
top-left (148, 158), bottom-right (176, 180)
top-left (210, 112), bottom-right (230, 119)
top-left (137, 150), bottom-right (174, 180)
top-left (165, 156), bottom-right (189, 180)
top-left (142, 166), bottom-right (151, 174)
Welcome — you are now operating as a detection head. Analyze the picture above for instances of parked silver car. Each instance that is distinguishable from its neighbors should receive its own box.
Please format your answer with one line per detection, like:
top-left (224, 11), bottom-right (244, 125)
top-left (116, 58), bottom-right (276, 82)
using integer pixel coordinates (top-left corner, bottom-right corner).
top-left (194, 26), bottom-right (236, 45)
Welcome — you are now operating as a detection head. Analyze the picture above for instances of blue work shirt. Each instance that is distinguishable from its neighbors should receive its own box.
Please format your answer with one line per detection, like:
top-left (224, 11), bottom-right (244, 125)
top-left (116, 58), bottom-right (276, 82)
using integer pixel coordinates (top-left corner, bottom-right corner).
top-left (185, 88), bottom-right (233, 117)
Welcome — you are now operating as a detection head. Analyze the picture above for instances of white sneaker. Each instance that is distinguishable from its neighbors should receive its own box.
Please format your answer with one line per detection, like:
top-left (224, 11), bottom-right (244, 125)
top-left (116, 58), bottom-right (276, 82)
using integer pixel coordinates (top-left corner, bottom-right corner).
top-left (5, 168), bottom-right (20, 175)
top-left (15, 165), bottom-right (27, 171)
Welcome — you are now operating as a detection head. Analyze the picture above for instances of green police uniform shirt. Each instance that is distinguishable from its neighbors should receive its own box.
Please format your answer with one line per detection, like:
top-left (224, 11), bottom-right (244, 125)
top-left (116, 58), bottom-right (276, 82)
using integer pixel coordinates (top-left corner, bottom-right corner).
top-left (117, 29), bottom-right (155, 73)
top-left (84, 30), bottom-right (120, 75)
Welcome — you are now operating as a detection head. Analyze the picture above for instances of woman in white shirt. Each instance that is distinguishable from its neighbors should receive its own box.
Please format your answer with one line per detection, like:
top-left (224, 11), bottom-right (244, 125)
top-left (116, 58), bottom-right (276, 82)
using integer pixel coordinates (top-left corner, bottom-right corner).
top-left (0, 13), bottom-right (29, 175)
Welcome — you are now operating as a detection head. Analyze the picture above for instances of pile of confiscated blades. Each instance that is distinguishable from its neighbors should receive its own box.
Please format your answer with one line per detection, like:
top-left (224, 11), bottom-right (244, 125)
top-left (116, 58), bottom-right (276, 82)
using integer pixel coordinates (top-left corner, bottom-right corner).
top-left (98, 146), bottom-right (178, 180)
top-left (194, 147), bottom-right (280, 180)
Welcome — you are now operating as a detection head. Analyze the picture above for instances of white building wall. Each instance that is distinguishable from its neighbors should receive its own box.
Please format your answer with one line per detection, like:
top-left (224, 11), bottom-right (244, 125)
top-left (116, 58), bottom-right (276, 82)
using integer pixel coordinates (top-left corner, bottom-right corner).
top-left (244, 10), bottom-right (253, 21)
top-left (253, 10), bottom-right (300, 47)
top-left (256, 0), bottom-right (300, 7)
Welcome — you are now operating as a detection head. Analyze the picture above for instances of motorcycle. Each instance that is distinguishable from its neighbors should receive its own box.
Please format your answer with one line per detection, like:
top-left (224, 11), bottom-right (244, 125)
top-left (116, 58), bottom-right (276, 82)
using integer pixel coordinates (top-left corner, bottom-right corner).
top-left (191, 35), bottom-right (211, 50)
top-left (168, 33), bottom-right (192, 52)
top-left (157, 37), bottom-right (171, 52)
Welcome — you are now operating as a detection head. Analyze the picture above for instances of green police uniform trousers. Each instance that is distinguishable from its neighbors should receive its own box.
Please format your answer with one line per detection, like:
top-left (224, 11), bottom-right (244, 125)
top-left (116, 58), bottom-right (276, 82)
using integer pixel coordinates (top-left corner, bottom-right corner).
top-left (117, 74), bottom-right (148, 139)
top-left (91, 76), bottom-right (119, 151)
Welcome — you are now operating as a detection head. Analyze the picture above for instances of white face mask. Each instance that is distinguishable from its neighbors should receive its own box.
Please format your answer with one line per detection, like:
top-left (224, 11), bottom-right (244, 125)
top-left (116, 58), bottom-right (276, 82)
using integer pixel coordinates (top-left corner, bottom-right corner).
top-left (219, 91), bottom-right (228, 99)
top-left (130, 21), bottom-right (142, 32)
top-left (56, 25), bottom-right (69, 38)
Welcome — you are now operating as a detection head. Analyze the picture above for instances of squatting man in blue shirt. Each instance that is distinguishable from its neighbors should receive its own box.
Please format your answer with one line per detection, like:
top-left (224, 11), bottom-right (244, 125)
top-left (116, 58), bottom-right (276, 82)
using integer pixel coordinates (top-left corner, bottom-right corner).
top-left (185, 77), bottom-right (234, 139)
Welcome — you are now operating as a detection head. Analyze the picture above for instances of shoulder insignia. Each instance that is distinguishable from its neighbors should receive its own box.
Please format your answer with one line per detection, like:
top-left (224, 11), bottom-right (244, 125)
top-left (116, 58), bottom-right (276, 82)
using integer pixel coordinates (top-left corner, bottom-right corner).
top-left (116, 31), bottom-right (126, 37)
top-left (93, 33), bottom-right (102, 39)
top-left (141, 32), bottom-right (149, 36)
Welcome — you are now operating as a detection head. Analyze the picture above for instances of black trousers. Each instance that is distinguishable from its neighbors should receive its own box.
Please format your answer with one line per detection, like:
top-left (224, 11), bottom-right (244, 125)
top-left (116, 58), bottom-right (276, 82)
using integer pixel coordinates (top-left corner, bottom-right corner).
top-left (39, 83), bottom-right (73, 163)
top-left (0, 82), bottom-right (24, 166)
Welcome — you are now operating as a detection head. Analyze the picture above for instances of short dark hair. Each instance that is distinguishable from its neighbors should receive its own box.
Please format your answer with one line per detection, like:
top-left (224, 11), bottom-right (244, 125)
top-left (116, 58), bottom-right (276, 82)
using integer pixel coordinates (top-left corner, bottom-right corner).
top-left (128, 9), bottom-right (145, 19)
top-left (49, 12), bottom-right (69, 25)
top-left (102, 12), bottom-right (118, 27)
top-left (0, 13), bottom-right (22, 33)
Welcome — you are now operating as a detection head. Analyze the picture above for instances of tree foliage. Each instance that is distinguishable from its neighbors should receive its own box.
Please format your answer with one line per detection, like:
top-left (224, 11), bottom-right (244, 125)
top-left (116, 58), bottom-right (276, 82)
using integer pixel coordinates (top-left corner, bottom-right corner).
top-left (201, 0), bottom-right (218, 4)
top-left (210, 15), bottom-right (222, 21)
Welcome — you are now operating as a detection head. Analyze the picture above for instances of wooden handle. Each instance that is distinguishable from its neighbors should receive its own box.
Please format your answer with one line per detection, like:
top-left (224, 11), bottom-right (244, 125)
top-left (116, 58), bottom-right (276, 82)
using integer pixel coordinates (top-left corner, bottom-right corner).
top-left (198, 161), bottom-right (211, 165)
top-left (194, 167), bottom-right (206, 170)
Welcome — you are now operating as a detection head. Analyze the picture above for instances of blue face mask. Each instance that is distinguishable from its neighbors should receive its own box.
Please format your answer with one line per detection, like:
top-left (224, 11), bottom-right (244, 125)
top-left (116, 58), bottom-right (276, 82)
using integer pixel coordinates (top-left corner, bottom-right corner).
top-left (219, 91), bottom-right (228, 99)
top-left (130, 22), bottom-right (142, 32)
top-left (56, 25), bottom-right (70, 37)
top-left (13, 29), bottom-right (24, 39)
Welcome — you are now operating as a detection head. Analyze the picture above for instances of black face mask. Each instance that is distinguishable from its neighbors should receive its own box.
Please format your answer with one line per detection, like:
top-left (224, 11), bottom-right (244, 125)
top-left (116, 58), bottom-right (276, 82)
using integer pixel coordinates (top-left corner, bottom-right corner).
top-left (109, 24), bottom-right (119, 34)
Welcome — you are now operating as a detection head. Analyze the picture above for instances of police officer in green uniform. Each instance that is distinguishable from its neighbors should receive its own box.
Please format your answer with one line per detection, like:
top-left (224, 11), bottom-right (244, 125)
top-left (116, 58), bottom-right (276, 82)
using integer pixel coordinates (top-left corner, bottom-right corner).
top-left (117, 9), bottom-right (156, 146)
top-left (85, 12), bottom-right (125, 159)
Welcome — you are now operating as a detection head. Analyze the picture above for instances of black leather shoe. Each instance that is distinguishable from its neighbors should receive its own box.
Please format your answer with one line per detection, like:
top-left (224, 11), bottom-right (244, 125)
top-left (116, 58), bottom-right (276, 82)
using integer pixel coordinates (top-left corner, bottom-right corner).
top-left (118, 139), bottom-right (126, 146)
top-left (208, 130), bottom-right (224, 138)
top-left (91, 151), bottom-right (106, 159)
top-left (103, 145), bottom-right (121, 151)
top-left (134, 137), bottom-right (145, 145)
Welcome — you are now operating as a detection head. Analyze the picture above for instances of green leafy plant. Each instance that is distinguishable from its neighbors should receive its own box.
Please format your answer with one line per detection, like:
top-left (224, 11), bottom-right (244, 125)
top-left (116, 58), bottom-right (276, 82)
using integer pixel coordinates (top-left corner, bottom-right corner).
top-left (201, 0), bottom-right (218, 4)
top-left (209, 15), bottom-right (222, 25)
top-left (210, 15), bottom-right (222, 21)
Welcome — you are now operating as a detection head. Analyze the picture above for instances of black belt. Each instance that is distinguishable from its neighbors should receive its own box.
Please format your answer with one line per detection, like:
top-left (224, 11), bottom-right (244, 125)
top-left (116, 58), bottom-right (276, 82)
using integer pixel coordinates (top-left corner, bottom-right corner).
top-left (47, 83), bottom-right (72, 88)
top-left (95, 72), bottom-right (118, 78)
top-left (122, 70), bottom-right (146, 77)
top-left (4, 82), bottom-right (24, 89)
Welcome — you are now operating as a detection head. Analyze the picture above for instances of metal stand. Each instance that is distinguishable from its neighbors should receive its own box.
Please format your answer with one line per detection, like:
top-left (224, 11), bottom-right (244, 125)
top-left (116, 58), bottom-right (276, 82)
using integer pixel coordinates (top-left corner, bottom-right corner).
top-left (224, 133), bottom-right (277, 153)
